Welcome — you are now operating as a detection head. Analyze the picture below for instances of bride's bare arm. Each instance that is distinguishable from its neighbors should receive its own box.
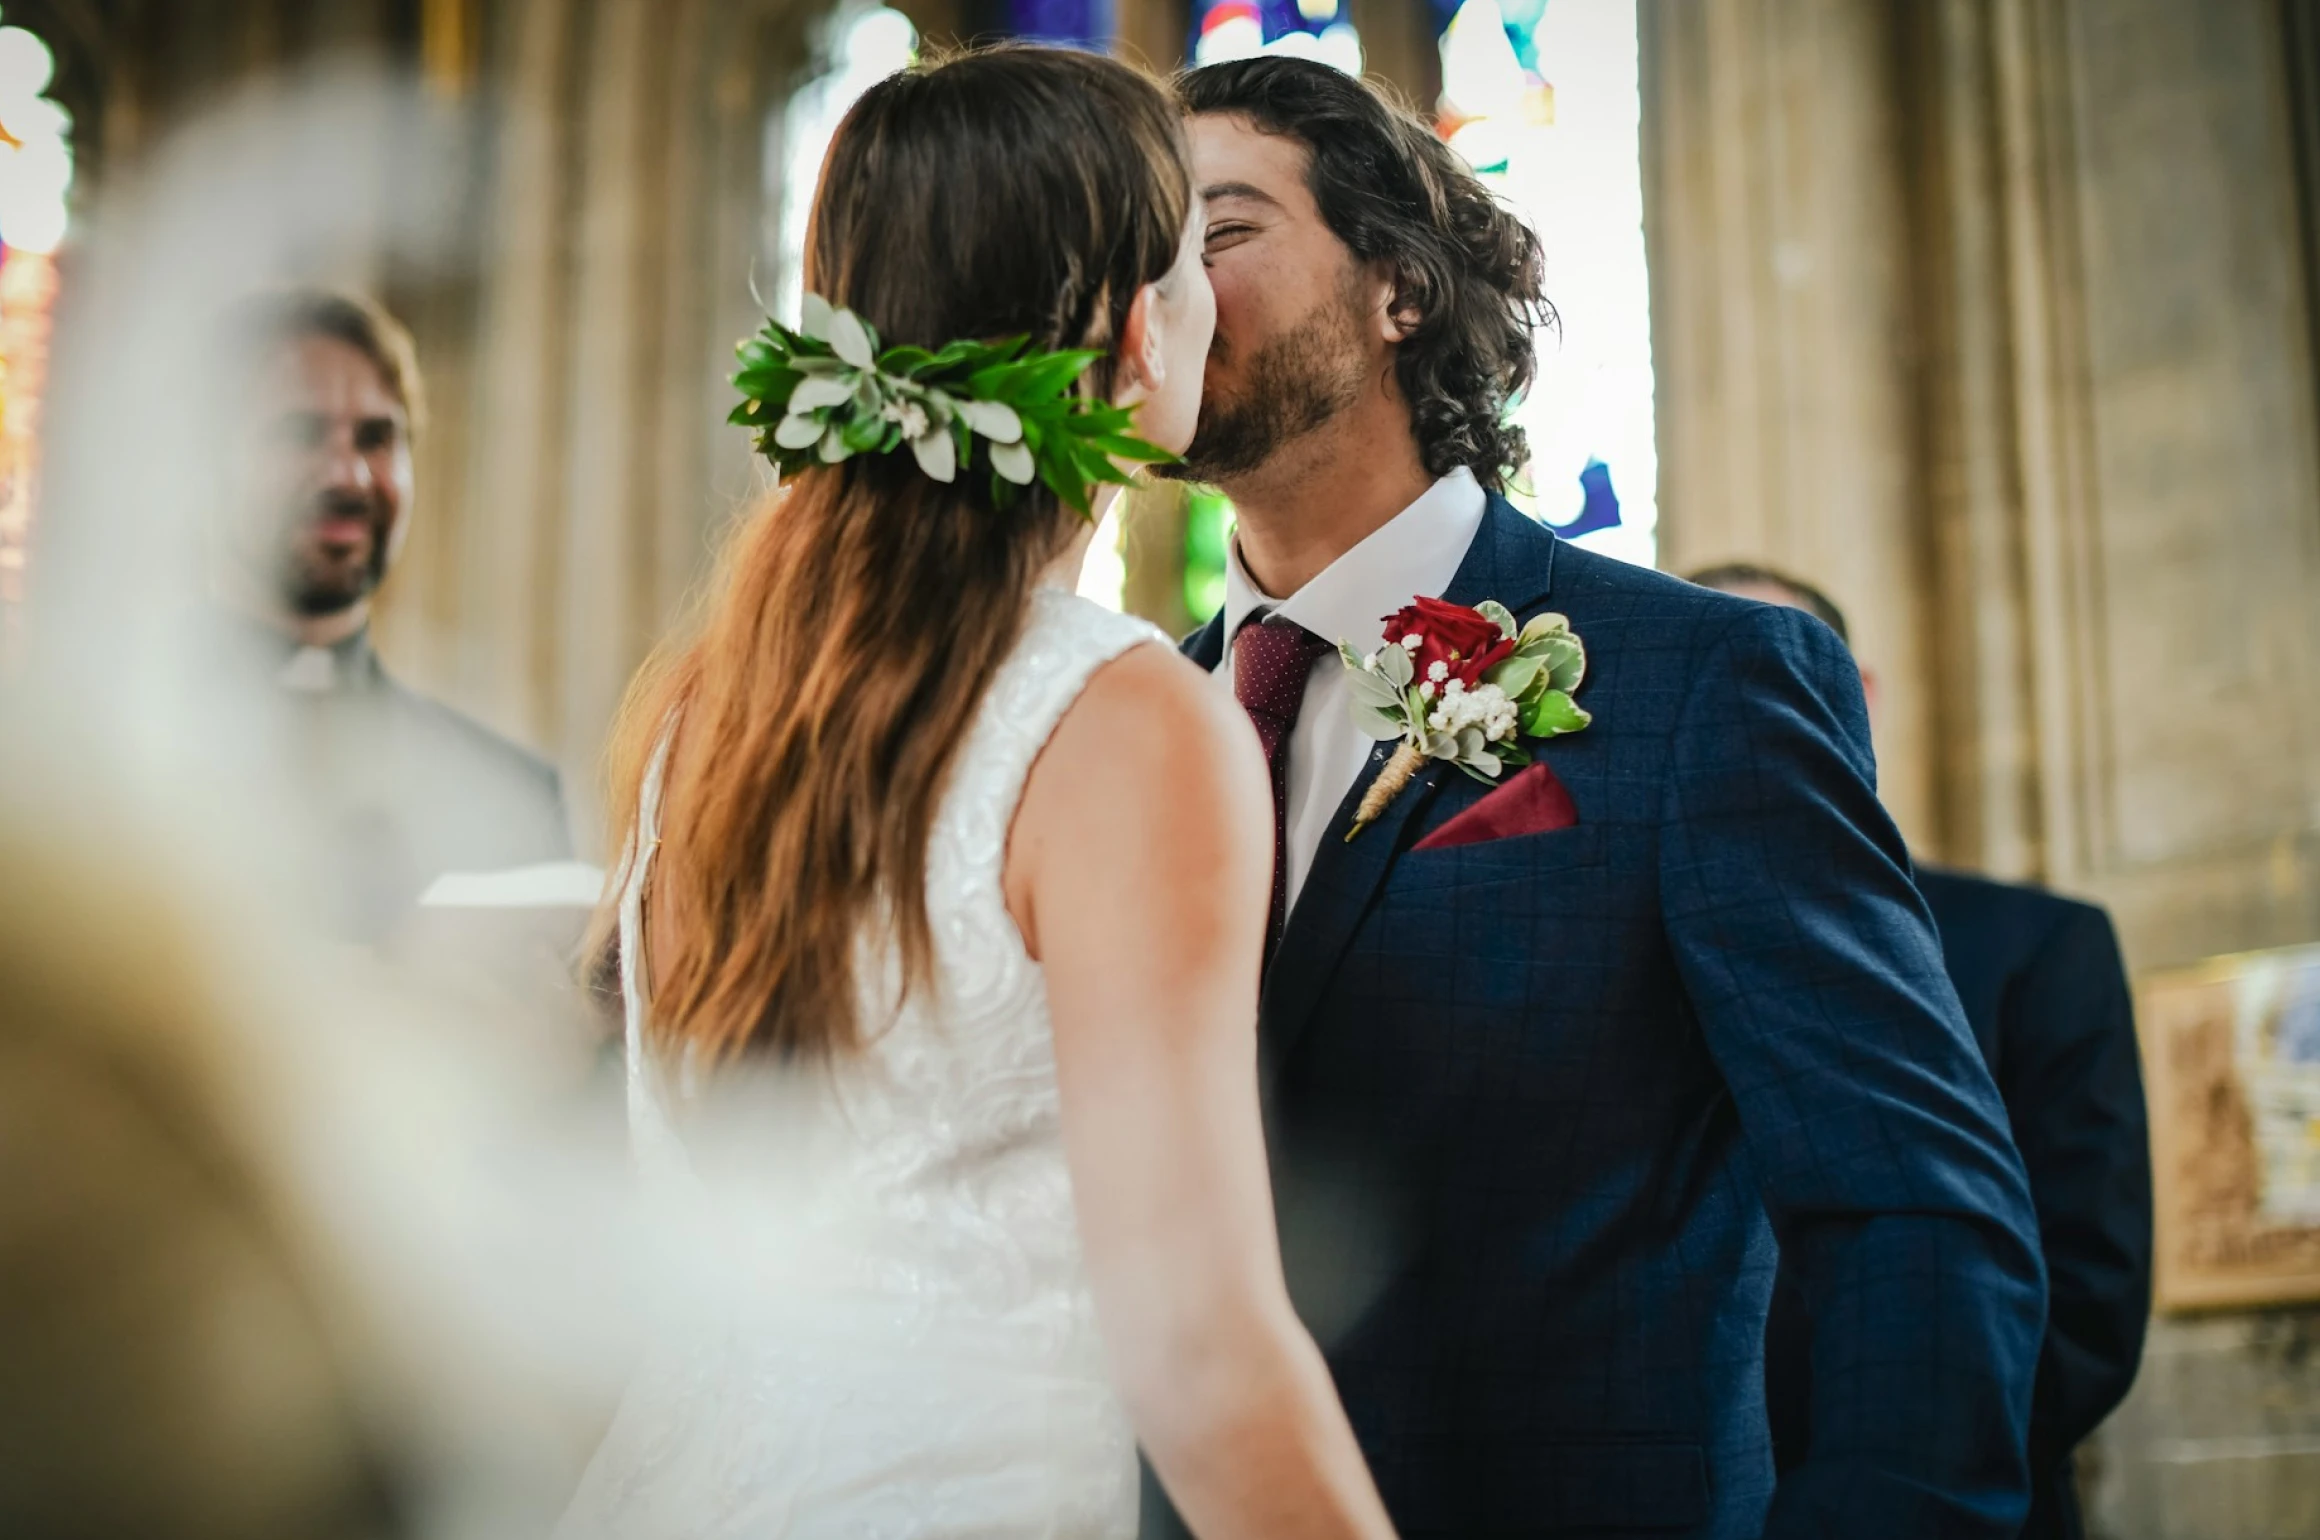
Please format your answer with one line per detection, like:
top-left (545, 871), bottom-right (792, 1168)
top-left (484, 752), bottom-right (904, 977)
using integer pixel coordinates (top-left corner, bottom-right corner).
top-left (1007, 641), bottom-right (1395, 1540)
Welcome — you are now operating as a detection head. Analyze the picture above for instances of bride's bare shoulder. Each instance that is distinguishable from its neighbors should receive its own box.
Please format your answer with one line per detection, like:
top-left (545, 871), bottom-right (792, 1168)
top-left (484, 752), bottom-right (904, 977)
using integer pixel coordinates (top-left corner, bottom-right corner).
top-left (1018, 640), bottom-right (1269, 854)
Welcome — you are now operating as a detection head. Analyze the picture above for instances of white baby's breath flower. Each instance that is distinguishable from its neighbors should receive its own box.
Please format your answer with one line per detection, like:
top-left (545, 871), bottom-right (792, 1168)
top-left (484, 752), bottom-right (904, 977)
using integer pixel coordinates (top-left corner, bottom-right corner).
top-left (1427, 660), bottom-right (1449, 684)
top-left (896, 401), bottom-right (930, 440)
top-left (1419, 681), bottom-right (1436, 701)
top-left (1443, 677), bottom-right (1466, 697)
top-left (1400, 633), bottom-right (1424, 653)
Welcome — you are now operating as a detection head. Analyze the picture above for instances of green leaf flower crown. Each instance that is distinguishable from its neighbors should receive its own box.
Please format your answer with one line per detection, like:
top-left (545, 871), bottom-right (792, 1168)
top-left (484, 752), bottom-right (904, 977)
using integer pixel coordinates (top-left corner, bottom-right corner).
top-left (727, 293), bottom-right (1176, 517)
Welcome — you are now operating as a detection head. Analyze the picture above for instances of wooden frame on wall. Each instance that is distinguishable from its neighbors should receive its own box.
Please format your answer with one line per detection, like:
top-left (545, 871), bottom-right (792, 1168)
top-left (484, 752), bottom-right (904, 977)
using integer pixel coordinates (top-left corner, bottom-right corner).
top-left (2140, 943), bottom-right (2320, 1312)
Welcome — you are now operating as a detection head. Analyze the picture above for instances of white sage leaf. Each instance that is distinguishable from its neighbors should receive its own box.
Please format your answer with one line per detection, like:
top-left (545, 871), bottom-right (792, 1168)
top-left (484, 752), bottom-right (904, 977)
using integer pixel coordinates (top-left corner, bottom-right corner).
top-left (826, 307), bottom-right (876, 370)
top-left (955, 399), bottom-right (1024, 444)
top-left (1349, 700), bottom-right (1403, 740)
top-left (910, 427), bottom-right (957, 482)
top-left (1345, 667), bottom-right (1403, 709)
top-left (988, 438), bottom-right (1035, 485)
top-left (789, 375), bottom-right (855, 413)
top-left (773, 412), bottom-right (824, 449)
top-left (799, 292), bottom-right (836, 340)
top-left (818, 424), bottom-right (849, 463)
top-left (1379, 643), bottom-right (1414, 688)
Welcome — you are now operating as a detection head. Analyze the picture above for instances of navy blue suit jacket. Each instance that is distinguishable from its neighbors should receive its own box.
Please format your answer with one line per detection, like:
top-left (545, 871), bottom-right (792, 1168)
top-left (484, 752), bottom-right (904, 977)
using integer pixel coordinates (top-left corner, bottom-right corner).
top-left (1766, 867), bottom-right (2150, 1540)
top-left (1157, 498), bottom-right (2045, 1538)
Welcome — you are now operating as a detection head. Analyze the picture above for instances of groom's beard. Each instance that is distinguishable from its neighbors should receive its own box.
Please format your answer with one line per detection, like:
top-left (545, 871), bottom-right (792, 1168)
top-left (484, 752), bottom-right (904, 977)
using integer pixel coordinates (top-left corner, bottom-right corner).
top-left (1164, 287), bottom-right (1369, 484)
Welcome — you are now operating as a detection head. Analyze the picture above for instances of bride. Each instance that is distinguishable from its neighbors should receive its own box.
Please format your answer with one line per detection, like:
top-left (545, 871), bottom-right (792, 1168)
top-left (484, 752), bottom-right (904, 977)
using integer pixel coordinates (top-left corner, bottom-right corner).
top-left (557, 45), bottom-right (1395, 1540)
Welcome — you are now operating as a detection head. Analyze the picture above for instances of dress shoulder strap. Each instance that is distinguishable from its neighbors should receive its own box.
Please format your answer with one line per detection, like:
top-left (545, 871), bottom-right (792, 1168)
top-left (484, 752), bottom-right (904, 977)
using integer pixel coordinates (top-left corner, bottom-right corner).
top-left (943, 590), bottom-right (1170, 867)
top-left (612, 727), bottom-right (691, 1177)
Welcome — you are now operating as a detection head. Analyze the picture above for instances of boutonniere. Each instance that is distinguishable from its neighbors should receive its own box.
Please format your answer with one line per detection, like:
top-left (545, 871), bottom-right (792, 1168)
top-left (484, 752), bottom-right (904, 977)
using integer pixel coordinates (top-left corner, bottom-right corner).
top-left (1339, 595), bottom-right (1592, 840)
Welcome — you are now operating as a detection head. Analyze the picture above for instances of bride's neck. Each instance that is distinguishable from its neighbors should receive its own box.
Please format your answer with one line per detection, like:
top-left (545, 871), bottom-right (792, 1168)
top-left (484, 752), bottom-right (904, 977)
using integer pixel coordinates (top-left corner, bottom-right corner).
top-left (1036, 493), bottom-right (1109, 591)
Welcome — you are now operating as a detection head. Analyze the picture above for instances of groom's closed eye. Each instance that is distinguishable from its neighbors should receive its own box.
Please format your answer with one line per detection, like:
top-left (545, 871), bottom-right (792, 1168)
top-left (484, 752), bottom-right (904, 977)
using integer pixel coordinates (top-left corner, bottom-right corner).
top-left (1203, 222), bottom-right (1256, 257)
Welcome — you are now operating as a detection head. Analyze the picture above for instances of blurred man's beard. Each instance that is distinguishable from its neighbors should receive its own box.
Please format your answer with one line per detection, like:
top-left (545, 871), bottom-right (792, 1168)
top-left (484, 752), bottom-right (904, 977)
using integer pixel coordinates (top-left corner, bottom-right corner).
top-left (276, 496), bottom-right (393, 617)
top-left (1164, 286), bottom-right (1369, 484)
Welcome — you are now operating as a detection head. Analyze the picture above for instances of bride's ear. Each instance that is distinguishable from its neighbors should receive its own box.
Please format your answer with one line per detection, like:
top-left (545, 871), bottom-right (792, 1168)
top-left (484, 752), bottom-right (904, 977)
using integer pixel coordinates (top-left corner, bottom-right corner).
top-left (1114, 282), bottom-right (1164, 402)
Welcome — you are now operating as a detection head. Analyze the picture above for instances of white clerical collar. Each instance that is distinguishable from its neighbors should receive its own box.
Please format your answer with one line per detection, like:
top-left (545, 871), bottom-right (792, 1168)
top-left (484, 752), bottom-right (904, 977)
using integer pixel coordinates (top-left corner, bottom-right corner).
top-left (1221, 466), bottom-right (1487, 655)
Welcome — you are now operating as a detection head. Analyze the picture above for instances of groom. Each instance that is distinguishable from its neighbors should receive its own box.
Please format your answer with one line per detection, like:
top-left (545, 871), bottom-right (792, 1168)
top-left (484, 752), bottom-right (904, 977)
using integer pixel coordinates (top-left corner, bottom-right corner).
top-left (1146, 58), bottom-right (2045, 1538)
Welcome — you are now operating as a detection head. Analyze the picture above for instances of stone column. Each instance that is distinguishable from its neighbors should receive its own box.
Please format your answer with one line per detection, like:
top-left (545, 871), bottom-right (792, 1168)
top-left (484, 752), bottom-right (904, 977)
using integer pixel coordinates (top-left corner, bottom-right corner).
top-left (1639, 0), bottom-right (1937, 845)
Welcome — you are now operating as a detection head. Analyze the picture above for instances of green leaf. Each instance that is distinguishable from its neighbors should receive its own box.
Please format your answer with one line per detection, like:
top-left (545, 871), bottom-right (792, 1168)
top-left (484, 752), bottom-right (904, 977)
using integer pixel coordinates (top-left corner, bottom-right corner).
top-left (1477, 599), bottom-right (1519, 640)
top-left (737, 340), bottom-right (778, 371)
top-left (1091, 433), bottom-right (1177, 463)
top-left (1487, 653), bottom-right (1543, 699)
top-left (733, 365), bottom-right (803, 401)
top-left (1522, 689), bottom-right (1593, 738)
top-left (877, 344), bottom-right (937, 376)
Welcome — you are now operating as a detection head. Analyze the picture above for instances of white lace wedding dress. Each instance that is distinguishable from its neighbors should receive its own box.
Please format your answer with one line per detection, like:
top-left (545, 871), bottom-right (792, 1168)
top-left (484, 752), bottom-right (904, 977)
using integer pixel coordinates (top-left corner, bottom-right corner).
top-left (557, 588), bottom-right (1167, 1539)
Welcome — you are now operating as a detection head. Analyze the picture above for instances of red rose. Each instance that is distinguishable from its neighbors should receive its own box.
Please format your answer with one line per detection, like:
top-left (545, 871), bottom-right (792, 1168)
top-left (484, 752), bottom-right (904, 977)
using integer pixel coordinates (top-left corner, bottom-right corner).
top-left (1380, 596), bottom-right (1515, 688)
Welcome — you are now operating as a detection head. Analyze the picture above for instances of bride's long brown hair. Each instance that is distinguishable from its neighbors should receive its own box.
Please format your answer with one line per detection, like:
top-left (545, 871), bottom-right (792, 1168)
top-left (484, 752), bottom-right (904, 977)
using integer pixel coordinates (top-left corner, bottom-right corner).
top-left (594, 47), bottom-right (1192, 1064)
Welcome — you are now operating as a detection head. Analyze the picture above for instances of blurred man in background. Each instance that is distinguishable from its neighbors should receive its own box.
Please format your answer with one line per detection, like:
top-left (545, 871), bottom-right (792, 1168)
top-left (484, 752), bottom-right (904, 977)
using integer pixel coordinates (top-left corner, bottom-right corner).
top-left (210, 290), bottom-right (570, 940)
top-left (1688, 561), bottom-right (2152, 1540)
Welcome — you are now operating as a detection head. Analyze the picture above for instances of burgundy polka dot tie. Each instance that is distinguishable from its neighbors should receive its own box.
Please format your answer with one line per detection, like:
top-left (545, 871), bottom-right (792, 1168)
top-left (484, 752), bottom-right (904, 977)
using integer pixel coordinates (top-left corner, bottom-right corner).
top-left (1231, 612), bottom-right (1335, 955)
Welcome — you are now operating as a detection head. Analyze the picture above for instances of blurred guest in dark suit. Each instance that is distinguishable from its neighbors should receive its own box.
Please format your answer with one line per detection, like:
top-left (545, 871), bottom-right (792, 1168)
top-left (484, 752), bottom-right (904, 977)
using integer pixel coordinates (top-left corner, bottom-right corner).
top-left (210, 290), bottom-right (570, 940)
top-left (1690, 561), bottom-right (2152, 1540)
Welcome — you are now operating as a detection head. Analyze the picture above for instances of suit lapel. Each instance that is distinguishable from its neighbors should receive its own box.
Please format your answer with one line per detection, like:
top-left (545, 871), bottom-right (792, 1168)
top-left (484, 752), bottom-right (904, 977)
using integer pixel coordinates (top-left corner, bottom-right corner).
top-left (1181, 610), bottom-right (1226, 669)
top-left (1258, 496), bottom-right (1562, 1070)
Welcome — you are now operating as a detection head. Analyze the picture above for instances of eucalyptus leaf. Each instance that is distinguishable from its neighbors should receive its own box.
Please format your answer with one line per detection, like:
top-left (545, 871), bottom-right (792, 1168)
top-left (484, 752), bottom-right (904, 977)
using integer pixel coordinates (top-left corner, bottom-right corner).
top-left (1345, 667), bottom-right (1404, 710)
top-left (799, 293), bottom-right (835, 338)
top-left (1350, 700), bottom-right (1403, 741)
top-left (955, 399), bottom-right (1024, 444)
top-left (1458, 727), bottom-right (1486, 760)
top-left (1424, 731), bottom-right (1458, 759)
top-left (1477, 599), bottom-right (1518, 640)
top-left (989, 438), bottom-right (1035, 485)
top-left (1379, 643), bottom-right (1414, 688)
top-left (1464, 750), bottom-right (1504, 778)
top-left (785, 374), bottom-right (853, 414)
top-left (826, 307), bottom-right (877, 370)
top-left (909, 426), bottom-right (957, 482)
top-left (817, 424), bottom-right (849, 463)
top-left (773, 412), bottom-right (824, 450)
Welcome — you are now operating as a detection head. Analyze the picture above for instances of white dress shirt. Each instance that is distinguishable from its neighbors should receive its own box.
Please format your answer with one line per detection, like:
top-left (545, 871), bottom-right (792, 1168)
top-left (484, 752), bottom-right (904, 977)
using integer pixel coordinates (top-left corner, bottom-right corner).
top-left (1212, 468), bottom-right (1488, 913)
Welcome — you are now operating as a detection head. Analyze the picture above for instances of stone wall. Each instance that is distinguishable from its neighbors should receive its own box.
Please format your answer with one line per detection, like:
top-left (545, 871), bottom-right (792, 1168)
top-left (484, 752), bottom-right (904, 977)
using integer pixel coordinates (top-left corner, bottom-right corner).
top-left (1641, 2), bottom-right (2320, 1533)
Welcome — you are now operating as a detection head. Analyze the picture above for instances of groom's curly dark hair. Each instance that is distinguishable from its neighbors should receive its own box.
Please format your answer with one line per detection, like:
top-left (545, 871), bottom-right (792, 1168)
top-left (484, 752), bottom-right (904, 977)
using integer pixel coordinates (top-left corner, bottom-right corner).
top-left (1177, 58), bottom-right (1553, 491)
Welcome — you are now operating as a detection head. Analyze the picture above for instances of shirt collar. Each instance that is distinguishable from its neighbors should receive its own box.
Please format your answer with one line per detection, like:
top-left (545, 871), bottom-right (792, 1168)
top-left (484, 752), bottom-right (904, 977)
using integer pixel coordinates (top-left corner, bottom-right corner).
top-left (1221, 467), bottom-right (1488, 654)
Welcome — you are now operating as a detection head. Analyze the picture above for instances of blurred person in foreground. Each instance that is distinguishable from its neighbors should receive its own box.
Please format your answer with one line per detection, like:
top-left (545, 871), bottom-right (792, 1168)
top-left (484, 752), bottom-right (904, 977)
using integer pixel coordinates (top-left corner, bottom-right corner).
top-left (1146, 55), bottom-right (2043, 1539)
top-left (1689, 561), bottom-right (2152, 1540)
top-left (558, 47), bottom-right (1393, 1540)
top-left (208, 289), bottom-right (570, 941)
top-left (0, 776), bottom-right (406, 1539)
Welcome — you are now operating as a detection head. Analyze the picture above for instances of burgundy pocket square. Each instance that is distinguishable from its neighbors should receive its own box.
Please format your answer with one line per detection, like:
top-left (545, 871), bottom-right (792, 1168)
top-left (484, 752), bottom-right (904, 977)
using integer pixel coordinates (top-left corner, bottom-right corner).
top-left (1412, 762), bottom-right (1579, 850)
